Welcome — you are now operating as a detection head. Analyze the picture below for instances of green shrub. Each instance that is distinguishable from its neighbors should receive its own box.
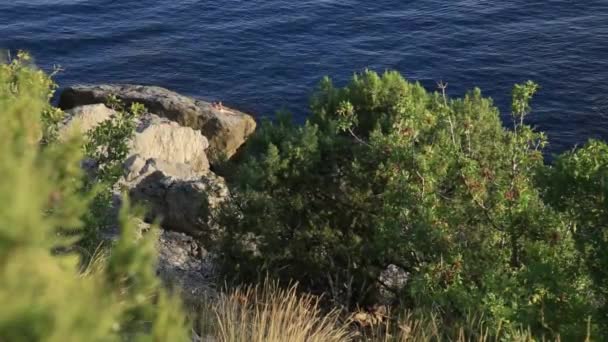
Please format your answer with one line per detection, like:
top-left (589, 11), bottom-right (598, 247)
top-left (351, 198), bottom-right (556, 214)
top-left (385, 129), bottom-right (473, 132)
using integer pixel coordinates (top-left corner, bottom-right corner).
top-left (80, 96), bottom-right (143, 253)
top-left (540, 140), bottom-right (608, 333)
top-left (0, 53), bottom-right (189, 341)
top-left (209, 70), bottom-right (596, 339)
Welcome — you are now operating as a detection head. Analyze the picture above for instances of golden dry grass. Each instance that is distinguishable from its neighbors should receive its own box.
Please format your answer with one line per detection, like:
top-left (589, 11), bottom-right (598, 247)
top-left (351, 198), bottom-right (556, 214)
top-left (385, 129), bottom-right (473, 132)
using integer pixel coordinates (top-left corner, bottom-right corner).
top-left (357, 311), bottom-right (535, 342)
top-left (197, 281), bottom-right (591, 342)
top-left (200, 280), bottom-right (351, 342)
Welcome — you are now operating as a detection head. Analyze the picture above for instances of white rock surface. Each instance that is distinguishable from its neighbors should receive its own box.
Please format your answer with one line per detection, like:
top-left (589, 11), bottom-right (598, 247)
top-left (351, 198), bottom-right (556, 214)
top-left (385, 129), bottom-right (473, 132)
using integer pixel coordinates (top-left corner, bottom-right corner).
top-left (131, 115), bottom-right (209, 173)
top-left (60, 105), bottom-right (210, 175)
top-left (59, 84), bottom-right (257, 164)
top-left (59, 104), bottom-right (116, 139)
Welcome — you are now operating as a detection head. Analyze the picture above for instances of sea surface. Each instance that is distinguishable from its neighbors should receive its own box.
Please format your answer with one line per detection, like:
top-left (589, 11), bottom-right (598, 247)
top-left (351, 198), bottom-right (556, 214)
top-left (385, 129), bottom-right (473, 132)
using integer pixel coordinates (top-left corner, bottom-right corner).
top-left (2, 0), bottom-right (608, 153)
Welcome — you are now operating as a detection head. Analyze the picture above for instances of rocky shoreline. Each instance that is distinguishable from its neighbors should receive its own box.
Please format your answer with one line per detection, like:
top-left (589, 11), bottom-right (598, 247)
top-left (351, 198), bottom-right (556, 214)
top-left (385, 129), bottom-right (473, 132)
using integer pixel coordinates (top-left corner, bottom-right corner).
top-left (59, 84), bottom-right (257, 165)
top-left (58, 84), bottom-right (258, 309)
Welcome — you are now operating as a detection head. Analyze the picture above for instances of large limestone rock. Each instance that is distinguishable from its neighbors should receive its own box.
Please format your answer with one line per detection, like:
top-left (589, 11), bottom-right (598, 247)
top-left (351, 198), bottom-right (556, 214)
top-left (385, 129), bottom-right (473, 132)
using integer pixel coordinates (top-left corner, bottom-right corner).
top-left (60, 104), bottom-right (116, 138)
top-left (60, 105), bottom-right (210, 174)
top-left (132, 115), bottom-right (209, 173)
top-left (62, 103), bottom-right (228, 237)
top-left (58, 84), bottom-right (256, 164)
top-left (62, 104), bottom-right (225, 318)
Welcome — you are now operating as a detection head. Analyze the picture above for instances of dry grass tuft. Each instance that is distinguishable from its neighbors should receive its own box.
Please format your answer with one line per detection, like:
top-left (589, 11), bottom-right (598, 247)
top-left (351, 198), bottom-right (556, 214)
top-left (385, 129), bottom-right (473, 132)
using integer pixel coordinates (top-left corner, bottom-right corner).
top-left (200, 280), bottom-right (352, 342)
top-left (197, 282), bottom-right (591, 342)
top-left (353, 310), bottom-right (550, 342)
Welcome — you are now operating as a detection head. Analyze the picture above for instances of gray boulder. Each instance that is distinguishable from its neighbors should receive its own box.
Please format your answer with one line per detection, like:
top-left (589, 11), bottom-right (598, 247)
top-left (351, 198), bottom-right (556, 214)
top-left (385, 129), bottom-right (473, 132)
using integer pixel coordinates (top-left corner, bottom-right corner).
top-left (58, 84), bottom-right (256, 164)
top-left (126, 167), bottom-right (229, 237)
top-left (156, 229), bottom-right (217, 310)
top-left (377, 264), bottom-right (408, 305)
top-left (103, 219), bottom-right (217, 315)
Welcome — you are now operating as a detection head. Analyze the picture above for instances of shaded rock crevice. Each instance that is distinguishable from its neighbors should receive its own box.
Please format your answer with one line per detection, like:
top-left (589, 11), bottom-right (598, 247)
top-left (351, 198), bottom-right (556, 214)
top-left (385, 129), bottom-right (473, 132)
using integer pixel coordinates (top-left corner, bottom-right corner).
top-left (127, 168), bottom-right (228, 237)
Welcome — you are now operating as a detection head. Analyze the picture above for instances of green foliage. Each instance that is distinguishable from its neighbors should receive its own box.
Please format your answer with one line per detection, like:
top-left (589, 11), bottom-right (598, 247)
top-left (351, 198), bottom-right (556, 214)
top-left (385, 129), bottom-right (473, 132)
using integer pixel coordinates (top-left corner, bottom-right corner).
top-left (210, 70), bottom-right (599, 339)
top-left (0, 51), bottom-right (65, 145)
top-left (541, 140), bottom-right (608, 332)
top-left (0, 53), bottom-right (189, 341)
top-left (85, 96), bottom-right (143, 185)
top-left (80, 97), bottom-right (142, 251)
top-left (4, 51), bottom-right (605, 340)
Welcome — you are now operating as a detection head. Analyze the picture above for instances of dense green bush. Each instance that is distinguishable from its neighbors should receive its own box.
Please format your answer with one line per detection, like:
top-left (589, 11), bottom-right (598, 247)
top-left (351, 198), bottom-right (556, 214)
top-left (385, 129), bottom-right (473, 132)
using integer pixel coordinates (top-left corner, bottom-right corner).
top-left (540, 140), bottom-right (608, 331)
top-left (0, 53), bottom-right (189, 341)
top-left (209, 70), bottom-right (600, 339)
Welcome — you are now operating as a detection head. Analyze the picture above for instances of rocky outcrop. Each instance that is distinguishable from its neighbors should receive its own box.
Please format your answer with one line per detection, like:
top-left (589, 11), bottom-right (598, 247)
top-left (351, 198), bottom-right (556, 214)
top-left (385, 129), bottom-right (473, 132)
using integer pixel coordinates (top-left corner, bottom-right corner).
top-left (62, 104), bottom-right (227, 236)
top-left (125, 161), bottom-right (228, 237)
top-left (103, 218), bottom-right (217, 315)
top-left (58, 84), bottom-right (256, 164)
top-left (62, 102), bottom-right (232, 319)
top-left (156, 229), bottom-right (217, 309)
top-left (61, 105), bottom-right (210, 174)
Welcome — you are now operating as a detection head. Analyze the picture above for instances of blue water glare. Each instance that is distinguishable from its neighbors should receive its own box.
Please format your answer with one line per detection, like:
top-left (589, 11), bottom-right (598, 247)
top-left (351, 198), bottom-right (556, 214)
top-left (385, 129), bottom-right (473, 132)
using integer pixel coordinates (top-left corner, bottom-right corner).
top-left (2, 0), bottom-right (608, 152)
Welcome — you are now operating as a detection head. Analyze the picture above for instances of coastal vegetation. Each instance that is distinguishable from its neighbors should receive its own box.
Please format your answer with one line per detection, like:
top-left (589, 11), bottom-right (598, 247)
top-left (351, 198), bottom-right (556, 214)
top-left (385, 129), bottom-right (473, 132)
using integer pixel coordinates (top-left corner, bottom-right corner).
top-left (208, 71), bottom-right (602, 340)
top-left (0, 53), bottom-right (189, 341)
top-left (1, 53), bottom-right (606, 341)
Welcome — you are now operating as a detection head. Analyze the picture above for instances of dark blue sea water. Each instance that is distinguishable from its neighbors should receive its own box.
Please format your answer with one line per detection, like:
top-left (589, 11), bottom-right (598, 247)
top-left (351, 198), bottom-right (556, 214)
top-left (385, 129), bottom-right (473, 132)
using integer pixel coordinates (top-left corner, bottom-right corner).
top-left (2, 1), bottom-right (608, 153)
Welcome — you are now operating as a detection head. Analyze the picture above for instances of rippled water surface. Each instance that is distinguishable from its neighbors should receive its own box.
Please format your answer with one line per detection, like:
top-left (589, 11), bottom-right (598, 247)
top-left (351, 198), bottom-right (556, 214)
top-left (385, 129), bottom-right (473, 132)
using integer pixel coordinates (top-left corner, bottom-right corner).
top-left (2, 1), bottom-right (608, 152)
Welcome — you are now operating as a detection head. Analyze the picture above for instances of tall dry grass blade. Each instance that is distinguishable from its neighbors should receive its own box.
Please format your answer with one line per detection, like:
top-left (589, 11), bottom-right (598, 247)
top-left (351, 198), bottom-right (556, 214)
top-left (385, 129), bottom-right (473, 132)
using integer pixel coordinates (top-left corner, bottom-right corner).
top-left (205, 279), bottom-right (351, 342)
